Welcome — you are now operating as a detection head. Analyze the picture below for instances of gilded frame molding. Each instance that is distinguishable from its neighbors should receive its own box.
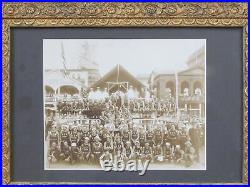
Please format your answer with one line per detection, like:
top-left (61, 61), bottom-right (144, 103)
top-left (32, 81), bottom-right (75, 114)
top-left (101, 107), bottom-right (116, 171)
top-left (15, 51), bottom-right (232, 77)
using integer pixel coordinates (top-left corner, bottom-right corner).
top-left (2, 2), bottom-right (248, 185)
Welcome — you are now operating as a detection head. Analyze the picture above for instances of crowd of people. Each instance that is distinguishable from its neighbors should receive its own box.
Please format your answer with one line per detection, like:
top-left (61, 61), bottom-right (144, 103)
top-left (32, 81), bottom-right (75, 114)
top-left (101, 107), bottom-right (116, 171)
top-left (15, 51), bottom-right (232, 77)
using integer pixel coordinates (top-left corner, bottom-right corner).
top-left (56, 96), bottom-right (176, 119)
top-left (46, 94), bottom-right (204, 169)
top-left (47, 121), bottom-right (204, 167)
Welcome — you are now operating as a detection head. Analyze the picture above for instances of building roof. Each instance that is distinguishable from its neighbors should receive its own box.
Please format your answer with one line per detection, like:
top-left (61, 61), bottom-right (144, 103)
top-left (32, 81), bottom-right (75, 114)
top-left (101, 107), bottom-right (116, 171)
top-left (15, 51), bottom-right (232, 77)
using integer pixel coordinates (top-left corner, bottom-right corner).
top-left (151, 65), bottom-right (205, 83)
top-left (151, 70), bottom-right (176, 83)
top-left (154, 70), bottom-right (175, 75)
top-left (90, 64), bottom-right (145, 90)
top-left (186, 45), bottom-right (205, 67)
top-left (44, 69), bottom-right (86, 90)
top-left (178, 65), bottom-right (205, 76)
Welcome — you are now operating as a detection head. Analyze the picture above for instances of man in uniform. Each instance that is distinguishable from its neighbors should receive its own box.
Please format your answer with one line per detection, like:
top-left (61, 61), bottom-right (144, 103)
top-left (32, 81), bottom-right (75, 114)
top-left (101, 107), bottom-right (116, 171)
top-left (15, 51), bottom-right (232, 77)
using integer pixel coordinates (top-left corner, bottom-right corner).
top-left (80, 137), bottom-right (92, 162)
top-left (154, 126), bottom-right (163, 146)
top-left (189, 123), bottom-right (201, 162)
top-left (90, 128), bottom-right (99, 145)
top-left (142, 142), bottom-right (153, 162)
top-left (70, 142), bottom-right (80, 164)
top-left (78, 125), bottom-right (90, 146)
top-left (139, 129), bottom-right (146, 148)
top-left (179, 126), bottom-right (188, 150)
top-left (164, 142), bottom-right (173, 162)
top-left (183, 141), bottom-right (195, 167)
top-left (163, 126), bottom-right (169, 145)
top-left (123, 141), bottom-right (134, 161)
top-left (153, 144), bottom-right (164, 162)
top-left (102, 127), bottom-right (110, 144)
top-left (100, 111), bottom-right (107, 126)
top-left (146, 128), bottom-right (154, 147)
top-left (131, 126), bottom-right (139, 146)
top-left (48, 142), bottom-right (60, 163)
top-left (48, 125), bottom-right (59, 147)
top-left (70, 126), bottom-right (79, 146)
top-left (168, 124), bottom-right (178, 148)
top-left (103, 135), bottom-right (113, 153)
top-left (91, 136), bottom-right (103, 162)
top-left (114, 136), bottom-right (124, 155)
top-left (100, 150), bottom-right (113, 168)
top-left (134, 141), bottom-right (143, 161)
top-left (60, 141), bottom-right (70, 162)
top-left (60, 125), bottom-right (70, 148)
top-left (173, 145), bottom-right (184, 164)
top-left (122, 128), bottom-right (131, 145)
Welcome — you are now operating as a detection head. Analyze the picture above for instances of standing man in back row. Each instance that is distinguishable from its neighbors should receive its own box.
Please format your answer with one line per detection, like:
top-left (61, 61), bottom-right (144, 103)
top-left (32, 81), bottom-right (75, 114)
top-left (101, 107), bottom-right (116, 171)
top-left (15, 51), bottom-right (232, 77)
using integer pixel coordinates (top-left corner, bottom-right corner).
top-left (189, 123), bottom-right (201, 162)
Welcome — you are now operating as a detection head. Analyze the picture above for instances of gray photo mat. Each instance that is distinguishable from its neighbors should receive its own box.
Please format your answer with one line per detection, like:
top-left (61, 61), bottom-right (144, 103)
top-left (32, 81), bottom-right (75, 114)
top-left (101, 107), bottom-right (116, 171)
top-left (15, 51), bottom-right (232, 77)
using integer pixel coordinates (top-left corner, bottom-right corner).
top-left (10, 27), bottom-right (242, 183)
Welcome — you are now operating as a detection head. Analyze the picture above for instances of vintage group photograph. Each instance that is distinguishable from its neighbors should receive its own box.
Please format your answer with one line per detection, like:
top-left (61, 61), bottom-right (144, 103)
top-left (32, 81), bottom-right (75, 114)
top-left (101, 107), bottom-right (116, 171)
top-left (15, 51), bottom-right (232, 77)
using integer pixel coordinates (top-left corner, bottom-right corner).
top-left (43, 39), bottom-right (206, 171)
top-left (2, 1), bottom-right (247, 184)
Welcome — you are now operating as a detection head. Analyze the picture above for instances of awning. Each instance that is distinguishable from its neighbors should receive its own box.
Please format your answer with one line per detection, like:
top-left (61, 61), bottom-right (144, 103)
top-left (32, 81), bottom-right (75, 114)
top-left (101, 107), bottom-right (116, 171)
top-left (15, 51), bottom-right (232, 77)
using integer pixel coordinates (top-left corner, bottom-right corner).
top-left (90, 64), bottom-right (145, 93)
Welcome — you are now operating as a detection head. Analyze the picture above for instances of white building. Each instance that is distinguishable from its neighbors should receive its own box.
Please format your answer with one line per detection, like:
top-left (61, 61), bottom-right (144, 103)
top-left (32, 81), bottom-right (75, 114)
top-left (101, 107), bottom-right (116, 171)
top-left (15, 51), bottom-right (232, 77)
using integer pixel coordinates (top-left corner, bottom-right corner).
top-left (44, 42), bottom-right (101, 98)
top-left (149, 46), bottom-right (205, 118)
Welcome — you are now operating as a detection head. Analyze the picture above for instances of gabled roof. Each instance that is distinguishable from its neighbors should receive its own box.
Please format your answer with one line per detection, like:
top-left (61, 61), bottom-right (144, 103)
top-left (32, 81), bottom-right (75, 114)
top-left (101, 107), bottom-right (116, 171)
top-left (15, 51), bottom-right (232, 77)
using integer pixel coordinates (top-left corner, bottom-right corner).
top-left (90, 64), bottom-right (144, 90)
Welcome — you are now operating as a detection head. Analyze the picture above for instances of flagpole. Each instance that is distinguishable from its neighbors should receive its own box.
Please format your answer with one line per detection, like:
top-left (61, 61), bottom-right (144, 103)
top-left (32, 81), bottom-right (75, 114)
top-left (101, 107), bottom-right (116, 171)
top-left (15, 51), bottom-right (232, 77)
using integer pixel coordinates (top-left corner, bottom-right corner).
top-left (117, 64), bottom-right (120, 91)
top-left (61, 42), bottom-right (68, 77)
top-left (175, 71), bottom-right (179, 120)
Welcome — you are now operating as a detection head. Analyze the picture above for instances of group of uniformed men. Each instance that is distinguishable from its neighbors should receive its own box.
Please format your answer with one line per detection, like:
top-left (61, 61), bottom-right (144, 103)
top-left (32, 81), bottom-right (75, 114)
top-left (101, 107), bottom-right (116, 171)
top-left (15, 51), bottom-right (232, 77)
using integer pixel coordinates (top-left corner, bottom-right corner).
top-left (47, 119), bottom-right (204, 167)
top-left (56, 97), bottom-right (175, 119)
top-left (47, 96), bottom-right (203, 168)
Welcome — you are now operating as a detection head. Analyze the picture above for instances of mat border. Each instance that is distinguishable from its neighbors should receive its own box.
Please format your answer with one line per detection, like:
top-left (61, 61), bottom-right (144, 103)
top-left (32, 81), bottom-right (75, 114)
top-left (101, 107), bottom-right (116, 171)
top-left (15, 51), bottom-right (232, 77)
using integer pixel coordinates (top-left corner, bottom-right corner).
top-left (2, 2), bottom-right (248, 185)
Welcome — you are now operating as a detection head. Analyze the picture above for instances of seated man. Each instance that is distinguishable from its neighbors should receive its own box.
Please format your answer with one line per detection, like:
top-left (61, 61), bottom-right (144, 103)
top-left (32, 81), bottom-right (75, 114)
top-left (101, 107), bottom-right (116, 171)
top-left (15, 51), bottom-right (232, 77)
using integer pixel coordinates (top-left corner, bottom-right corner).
top-left (80, 137), bottom-right (92, 162)
top-left (103, 136), bottom-right (113, 153)
top-left (122, 128), bottom-right (131, 145)
top-left (123, 141), bottom-right (134, 161)
top-left (153, 144), bottom-right (164, 162)
top-left (60, 125), bottom-right (70, 148)
top-left (139, 129), bottom-right (146, 147)
top-left (91, 137), bottom-right (103, 162)
top-left (146, 129), bottom-right (154, 147)
top-left (70, 143), bottom-right (80, 164)
top-left (178, 126), bottom-right (188, 150)
top-left (164, 142), bottom-right (173, 162)
top-left (48, 142), bottom-right (60, 163)
top-left (154, 126), bottom-right (163, 146)
top-left (183, 141), bottom-right (196, 167)
top-left (173, 145), bottom-right (184, 164)
top-left (131, 127), bottom-right (139, 147)
top-left (142, 142), bottom-right (153, 162)
top-left (49, 125), bottom-right (59, 147)
top-left (100, 150), bottom-right (113, 169)
top-left (168, 125), bottom-right (178, 149)
top-left (116, 150), bottom-right (125, 164)
top-left (60, 141), bottom-right (70, 162)
top-left (69, 126), bottom-right (79, 146)
top-left (77, 125), bottom-right (89, 147)
top-left (114, 137), bottom-right (124, 155)
top-left (134, 141), bottom-right (143, 161)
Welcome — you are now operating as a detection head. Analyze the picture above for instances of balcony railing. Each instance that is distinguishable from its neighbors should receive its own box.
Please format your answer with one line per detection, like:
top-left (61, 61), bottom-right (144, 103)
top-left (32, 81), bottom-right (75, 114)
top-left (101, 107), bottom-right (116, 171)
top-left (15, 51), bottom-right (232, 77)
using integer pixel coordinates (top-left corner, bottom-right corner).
top-left (45, 96), bottom-right (57, 103)
top-left (178, 94), bottom-right (205, 102)
top-left (45, 95), bottom-right (82, 103)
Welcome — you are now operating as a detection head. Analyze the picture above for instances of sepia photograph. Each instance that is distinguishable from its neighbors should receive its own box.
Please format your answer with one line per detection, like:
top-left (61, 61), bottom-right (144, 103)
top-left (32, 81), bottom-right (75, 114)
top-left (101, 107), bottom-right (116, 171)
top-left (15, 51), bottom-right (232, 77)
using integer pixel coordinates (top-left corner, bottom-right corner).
top-left (2, 2), bottom-right (247, 184)
top-left (43, 39), bottom-right (206, 171)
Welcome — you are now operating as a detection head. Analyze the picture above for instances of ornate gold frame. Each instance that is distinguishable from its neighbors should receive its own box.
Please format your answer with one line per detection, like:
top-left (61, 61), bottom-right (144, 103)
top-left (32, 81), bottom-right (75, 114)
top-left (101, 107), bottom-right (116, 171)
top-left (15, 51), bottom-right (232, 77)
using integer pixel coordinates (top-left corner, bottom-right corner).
top-left (2, 2), bottom-right (248, 185)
